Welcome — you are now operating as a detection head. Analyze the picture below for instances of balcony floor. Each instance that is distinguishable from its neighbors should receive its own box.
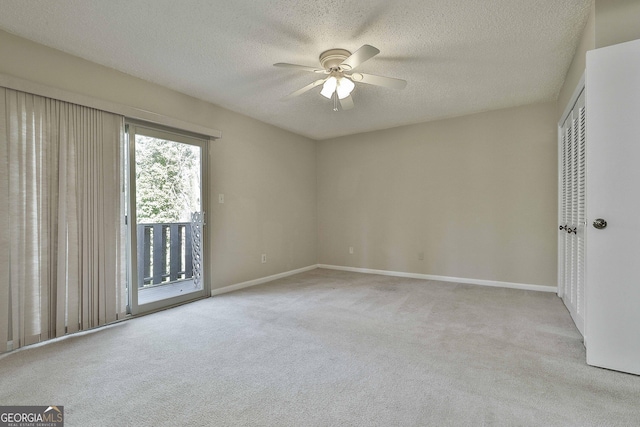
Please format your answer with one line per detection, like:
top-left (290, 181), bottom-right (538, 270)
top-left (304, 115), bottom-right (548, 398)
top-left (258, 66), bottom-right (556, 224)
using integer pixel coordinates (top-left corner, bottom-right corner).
top-left (138, 279), bottom-right (202, 305)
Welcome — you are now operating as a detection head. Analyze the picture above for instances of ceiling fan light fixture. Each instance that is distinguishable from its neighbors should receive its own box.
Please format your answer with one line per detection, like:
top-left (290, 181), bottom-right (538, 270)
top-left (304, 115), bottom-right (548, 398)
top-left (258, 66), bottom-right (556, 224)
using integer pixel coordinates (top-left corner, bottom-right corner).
top-left (320, 76), bottom-right (337, 99)
top-left (336, 77), bottom-right (355, 99)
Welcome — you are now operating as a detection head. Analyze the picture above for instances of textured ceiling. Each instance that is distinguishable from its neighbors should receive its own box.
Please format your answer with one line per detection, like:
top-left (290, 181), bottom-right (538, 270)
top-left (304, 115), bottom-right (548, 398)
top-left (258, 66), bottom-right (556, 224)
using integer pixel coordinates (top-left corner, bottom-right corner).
top-left (0, 0), bottom-right (591, 140)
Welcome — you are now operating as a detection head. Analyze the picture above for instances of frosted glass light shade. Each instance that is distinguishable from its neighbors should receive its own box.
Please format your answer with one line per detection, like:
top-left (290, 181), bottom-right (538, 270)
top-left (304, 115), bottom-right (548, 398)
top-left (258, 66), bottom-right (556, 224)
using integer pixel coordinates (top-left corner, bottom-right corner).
top-left (336, 77), bottom-right (355, 99)
top-left (320, 77), bottom-right (337, 99)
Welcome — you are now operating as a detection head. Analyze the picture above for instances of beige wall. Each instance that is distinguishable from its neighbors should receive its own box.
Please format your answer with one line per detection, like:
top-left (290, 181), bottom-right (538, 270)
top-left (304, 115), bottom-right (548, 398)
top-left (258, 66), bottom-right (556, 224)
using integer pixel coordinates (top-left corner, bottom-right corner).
top-left (0, 30), bottom-right (317, 290)
top-left (595, 0), bottom-right (640, 48)
top-left (317, 102), bottom-right (558, 287)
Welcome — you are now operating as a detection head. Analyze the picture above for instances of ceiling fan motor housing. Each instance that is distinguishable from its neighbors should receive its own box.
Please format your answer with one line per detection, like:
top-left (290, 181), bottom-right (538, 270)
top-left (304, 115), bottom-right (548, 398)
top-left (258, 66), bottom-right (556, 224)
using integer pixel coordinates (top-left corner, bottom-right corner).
top-left (319, 49), bottom-right (351, 70)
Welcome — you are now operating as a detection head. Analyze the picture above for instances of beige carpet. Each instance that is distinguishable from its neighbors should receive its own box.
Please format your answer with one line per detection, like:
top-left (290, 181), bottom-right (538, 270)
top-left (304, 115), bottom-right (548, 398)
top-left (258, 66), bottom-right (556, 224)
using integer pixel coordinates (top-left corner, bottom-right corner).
top-left (1, 268), bottom-right (639, 426)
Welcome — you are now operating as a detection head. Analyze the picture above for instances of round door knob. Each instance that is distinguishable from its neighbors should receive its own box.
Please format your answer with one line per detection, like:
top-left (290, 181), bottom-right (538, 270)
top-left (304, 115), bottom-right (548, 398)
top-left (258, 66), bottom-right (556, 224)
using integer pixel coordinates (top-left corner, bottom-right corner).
top-left (593, 218), bottom-right (607, 229)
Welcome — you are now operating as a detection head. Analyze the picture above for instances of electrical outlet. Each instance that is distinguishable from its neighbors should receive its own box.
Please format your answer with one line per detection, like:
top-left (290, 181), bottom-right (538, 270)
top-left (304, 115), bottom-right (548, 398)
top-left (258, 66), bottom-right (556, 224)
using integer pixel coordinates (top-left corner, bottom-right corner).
top-left (261, 253), bottom-right (267, 263)
top-left (418, 251), bottom-right (424, 261)
top-left (349, 246), bottom-right (354, 254)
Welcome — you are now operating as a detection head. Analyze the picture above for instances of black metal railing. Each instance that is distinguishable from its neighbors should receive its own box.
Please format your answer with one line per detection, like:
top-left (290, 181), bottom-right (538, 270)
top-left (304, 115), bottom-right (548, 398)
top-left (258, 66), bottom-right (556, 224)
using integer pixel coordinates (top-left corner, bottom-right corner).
top-left (137, 223), bottom-right (193, 288)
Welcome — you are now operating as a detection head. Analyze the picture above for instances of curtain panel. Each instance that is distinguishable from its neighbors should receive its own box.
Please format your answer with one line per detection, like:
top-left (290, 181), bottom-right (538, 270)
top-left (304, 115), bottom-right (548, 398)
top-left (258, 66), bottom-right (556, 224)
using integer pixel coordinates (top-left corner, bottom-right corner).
top-left (0, 88), bottom-right (126, 352)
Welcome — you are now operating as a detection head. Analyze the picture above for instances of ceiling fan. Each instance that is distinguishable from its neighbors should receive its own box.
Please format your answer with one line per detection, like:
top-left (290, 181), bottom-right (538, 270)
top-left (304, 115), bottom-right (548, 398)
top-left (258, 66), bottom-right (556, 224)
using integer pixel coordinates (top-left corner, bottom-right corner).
top-left (274, 45), bottom-right (407, 111)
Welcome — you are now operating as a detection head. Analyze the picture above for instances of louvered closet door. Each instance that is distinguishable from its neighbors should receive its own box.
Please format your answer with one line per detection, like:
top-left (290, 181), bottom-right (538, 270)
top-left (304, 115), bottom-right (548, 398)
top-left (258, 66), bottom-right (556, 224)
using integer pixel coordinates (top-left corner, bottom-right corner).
top-left (558, 89), bottom-right (585, 336)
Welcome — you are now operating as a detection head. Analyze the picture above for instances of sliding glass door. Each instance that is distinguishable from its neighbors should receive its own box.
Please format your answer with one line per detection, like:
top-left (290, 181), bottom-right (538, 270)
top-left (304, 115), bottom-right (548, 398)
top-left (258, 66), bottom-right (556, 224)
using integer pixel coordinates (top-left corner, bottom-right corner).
top-left (126, 122), bottom-right (208, 314)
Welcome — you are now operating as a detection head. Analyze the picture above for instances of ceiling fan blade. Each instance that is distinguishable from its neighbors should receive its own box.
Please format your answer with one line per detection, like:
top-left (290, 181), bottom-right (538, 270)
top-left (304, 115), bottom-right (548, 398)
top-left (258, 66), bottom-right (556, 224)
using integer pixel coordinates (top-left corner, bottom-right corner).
top-left (274, 63), bottom-right (326, 73)
top-left (339, 95), bottom-right (354, 110)
top-left (282, 78), bottom-right (327, 100)
top-left (350, 72), bottom-right (407, 90)
top-left (340, 45), bottom-right (380, 70)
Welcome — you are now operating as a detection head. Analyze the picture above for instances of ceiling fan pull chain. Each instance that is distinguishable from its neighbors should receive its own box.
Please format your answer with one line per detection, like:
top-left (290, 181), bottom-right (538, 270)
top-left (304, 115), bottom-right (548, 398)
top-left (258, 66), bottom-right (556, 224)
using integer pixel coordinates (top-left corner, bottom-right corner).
top-left (333, 92), bottom-right (338, 112)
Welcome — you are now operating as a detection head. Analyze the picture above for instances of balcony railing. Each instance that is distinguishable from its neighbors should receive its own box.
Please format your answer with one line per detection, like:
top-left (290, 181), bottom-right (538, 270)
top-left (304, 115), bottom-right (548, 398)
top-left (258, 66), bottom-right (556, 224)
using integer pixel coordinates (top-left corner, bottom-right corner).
top-left (137, 223), bottom-right (193, 288)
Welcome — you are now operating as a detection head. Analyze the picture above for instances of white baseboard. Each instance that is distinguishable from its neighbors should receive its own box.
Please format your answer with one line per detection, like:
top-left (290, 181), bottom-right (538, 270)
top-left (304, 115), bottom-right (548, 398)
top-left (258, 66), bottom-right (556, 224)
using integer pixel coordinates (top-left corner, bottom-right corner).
top-left (210, 265), bottom-right (318, 296)
top-left (211, 263), bottom-right (557, 296)
top-left (318, 264), bottom-right (557, 293)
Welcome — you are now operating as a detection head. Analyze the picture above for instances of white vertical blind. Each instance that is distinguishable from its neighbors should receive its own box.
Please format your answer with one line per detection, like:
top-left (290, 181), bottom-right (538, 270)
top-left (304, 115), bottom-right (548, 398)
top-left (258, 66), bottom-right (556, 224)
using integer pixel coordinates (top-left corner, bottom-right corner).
top-left (0, 88), bottom-right (126, 352)
top-left (558, 89), bottom-right (586, 335)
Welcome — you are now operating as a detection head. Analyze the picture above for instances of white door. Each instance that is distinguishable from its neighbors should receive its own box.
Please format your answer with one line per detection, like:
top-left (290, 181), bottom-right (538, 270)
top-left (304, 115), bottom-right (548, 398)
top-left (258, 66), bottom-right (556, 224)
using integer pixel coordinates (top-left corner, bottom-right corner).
top-left (586, 38), bottom-right (640, 375)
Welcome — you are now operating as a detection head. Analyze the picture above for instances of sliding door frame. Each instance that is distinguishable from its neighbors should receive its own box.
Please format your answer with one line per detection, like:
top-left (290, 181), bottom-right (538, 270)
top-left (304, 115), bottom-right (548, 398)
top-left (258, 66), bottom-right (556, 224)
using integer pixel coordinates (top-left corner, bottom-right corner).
top-left (126, 119), bottom-right (210, 315)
